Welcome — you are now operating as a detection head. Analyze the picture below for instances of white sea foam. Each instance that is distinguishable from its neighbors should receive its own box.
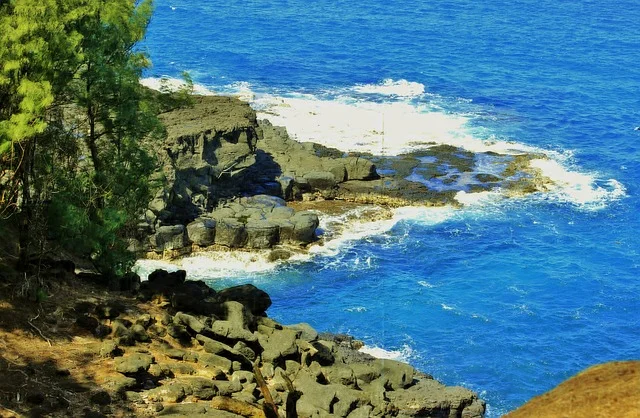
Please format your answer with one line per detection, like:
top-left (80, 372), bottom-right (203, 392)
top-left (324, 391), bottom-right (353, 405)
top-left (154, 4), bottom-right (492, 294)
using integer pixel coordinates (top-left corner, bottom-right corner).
top-left (352, 78), bottom-right (426, 97)
top-left (253, 92), bottom-right (536, 156)
top-left (142, 76), bottom-right (625, 210)
top-left (310, 205), bottom-right (457, 258)
top-left (528, 158), bottom-right (627, 209)
top-left (134, 250), bottom-right (294, 281)
top-left (360, 344), bottom-right (414, 362)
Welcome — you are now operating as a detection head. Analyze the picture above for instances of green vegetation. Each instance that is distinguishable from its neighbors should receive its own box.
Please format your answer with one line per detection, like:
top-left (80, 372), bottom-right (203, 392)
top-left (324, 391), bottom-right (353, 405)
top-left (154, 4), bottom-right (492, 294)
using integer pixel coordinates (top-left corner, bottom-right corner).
top-left (0, 0), bottom-right (170, 276)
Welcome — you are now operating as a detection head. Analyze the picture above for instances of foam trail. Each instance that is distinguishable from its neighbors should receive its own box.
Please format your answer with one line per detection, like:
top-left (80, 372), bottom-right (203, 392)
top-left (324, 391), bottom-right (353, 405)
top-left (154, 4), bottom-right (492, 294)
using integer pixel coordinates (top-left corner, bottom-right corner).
top-left (310, 206), bottom-right (457, 258)
top-left (250, 79), bottom-right (543, 156)
top-left (360, 344), bottom-right (415, 362)
top-left (134, 250), bottom-right (296, 281)
top-left (352, 78), bottom-right (426, 97)
top-left (528, 158), bottom-right (627, 209)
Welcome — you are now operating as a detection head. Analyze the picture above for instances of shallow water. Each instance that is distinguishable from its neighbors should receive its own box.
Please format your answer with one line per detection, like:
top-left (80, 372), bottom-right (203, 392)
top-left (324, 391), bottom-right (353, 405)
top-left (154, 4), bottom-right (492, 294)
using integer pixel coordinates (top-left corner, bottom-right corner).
top-left (140, 0), bottom-right (640, 415)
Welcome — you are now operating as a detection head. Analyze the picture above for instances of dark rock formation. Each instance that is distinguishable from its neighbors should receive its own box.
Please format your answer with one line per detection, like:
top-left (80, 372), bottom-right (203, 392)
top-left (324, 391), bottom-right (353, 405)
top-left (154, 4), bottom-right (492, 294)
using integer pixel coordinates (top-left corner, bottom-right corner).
top-left (102, 270), bottom-right (486, 416)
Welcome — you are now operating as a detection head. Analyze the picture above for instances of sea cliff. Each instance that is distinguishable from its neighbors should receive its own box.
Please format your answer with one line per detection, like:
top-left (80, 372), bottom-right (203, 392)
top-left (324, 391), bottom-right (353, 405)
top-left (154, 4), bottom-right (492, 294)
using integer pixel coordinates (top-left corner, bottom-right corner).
top-left (134, 95), bottom-right (555, 259)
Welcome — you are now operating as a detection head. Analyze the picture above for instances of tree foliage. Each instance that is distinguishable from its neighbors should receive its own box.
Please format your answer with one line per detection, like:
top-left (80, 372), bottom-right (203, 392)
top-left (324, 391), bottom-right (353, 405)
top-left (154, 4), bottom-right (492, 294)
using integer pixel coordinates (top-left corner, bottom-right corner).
top-left (0, 0), bottom-right (164, 276)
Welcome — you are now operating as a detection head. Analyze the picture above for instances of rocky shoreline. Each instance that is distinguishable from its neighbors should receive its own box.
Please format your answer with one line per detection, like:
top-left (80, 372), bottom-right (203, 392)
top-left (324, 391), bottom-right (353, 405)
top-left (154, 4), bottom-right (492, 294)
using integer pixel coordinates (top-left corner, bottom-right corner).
top-left (132, 95), bottom-right (555, 259)
top-left (73, 269), bottom-right (485, 417)
top-left (97, 93), bottom-right (561, 417)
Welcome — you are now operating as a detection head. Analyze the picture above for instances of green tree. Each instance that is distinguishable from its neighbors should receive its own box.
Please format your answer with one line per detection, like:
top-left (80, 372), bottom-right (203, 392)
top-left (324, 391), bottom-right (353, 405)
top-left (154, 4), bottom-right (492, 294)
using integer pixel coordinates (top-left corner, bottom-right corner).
top-left (0, 0), bottom-right (163, 276)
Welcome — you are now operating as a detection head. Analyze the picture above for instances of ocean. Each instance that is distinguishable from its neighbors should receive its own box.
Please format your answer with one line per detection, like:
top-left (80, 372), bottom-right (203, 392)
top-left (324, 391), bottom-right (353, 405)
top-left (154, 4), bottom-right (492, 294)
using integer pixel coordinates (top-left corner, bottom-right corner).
top-left (137, 0), bottom-right (640, 415)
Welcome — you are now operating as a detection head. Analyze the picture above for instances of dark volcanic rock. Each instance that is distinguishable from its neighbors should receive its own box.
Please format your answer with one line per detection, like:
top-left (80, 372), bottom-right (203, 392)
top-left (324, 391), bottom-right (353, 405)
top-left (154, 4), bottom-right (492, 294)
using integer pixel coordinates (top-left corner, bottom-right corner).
top-left (216, 284), bottom-right (271, 315)
top-left (186, 218), bottom-right (216, 246)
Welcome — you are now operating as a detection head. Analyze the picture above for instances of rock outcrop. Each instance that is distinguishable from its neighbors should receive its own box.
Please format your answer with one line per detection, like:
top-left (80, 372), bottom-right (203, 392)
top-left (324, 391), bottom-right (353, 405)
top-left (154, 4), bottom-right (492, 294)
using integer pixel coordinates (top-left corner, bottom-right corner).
top-left (88, 269), bottom-right (488, 417)
top-left (136, 95), bottom-right (557, 257)
top-left (148, 95), bottom-right (260, 226)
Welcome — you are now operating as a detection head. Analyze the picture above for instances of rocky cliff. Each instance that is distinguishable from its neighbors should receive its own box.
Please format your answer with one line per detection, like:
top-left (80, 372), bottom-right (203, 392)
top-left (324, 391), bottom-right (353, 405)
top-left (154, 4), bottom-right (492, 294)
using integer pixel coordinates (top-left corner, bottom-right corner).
top-left (137, 95), bottom-right (556, 257)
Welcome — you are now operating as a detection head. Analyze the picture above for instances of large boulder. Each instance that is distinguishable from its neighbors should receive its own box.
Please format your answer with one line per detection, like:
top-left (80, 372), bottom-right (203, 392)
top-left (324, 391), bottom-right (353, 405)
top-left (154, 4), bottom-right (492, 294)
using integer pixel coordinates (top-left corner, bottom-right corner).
top-left (289, 211), bottom-right (319, 244)
top-left (303, 171), bottom-right (337, 195)
top-left (344, 156), bottom-right (379, 180)
top-left (214, 218), bottom-right (248, 248)
top-left (216, 284), bottom-right (271, 315)
top-left (186, 218), bottom-right (216, 246)
top-left (151, 225), bottom-right (187, 251)
top-left (245, 220), bottom-right (279, 249)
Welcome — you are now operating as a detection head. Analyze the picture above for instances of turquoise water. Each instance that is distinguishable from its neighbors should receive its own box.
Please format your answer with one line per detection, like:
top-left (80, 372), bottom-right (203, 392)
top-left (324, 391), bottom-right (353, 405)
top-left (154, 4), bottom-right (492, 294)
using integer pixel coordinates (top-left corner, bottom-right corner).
top-left (141, 1), bottom-right (640, 415)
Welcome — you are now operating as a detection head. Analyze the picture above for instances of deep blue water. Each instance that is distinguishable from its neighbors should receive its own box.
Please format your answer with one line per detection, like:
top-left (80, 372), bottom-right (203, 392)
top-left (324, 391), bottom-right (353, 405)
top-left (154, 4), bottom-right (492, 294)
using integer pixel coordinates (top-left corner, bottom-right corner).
top-left (141, 0), bottom-right (640, 415)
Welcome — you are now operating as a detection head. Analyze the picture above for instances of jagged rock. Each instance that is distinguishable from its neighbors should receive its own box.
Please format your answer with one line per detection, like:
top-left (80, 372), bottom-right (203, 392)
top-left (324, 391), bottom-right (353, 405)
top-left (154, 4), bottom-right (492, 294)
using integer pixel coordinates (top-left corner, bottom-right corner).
top-left (195, 334), bottom-right (251, 368)
top-left (148, 363), bottom-right (173, 379)
top-left (308, 340), bottom-right (336, 366)
top-left (209, 320), bottom-right (258, 343)
top-left (221, 301), bottom-right (253, 329)
top-left (114, 353), bottom-right (154, 375)
top-left (240, 194), bottom-right (286, 209)
top-left (167, 362), bottom-right (197, 376)
top-left (210, 396), bottom-right (264, 418)
top-left (166, 323), bottom-right (192, 344)
top-left (267, 248), bottom-right (292, 262)
top-left (213, 380), bottom-right (243, 397)
top-left (293, 372), bottom-right (339, 415)
top-left (232, 341), bottom-right (256, 362)
top-left (152, 225), bottom-right (187, 251)
top-left (231, 371), bottom-right (255, 385)
top-left (156, 96), bottom-right (259, 223)
top-left (111, 320), bottom-right (134, 346)
top-left (216, 284), bottom-right (271, 315)
top-left (181, 377), bottom-right (218, 400)
top-left (347, 405), bottom-right (374, 418)
top-left (144, 269), bottom-right (187, 295)
top-left (187, 218), bottom-right (216, 246)
top-left (160, 344), bottom-right (187, 360)
top-left (148, 324), bottom-right (167, 337)
top-left (349, 362), bottom-right (381, 384)
top-left (344, 157), bottom-right (379, 181)
top-left (135, 314), bottom-right (153, 328)
top-left (385, 378), bottom-right (485, 418)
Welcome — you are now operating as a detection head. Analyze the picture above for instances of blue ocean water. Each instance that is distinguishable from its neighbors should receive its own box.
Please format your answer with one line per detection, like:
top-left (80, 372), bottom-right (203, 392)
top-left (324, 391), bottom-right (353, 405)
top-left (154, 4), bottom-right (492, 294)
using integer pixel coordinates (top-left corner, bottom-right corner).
top-left (140, 0), bottom-right (640, 415)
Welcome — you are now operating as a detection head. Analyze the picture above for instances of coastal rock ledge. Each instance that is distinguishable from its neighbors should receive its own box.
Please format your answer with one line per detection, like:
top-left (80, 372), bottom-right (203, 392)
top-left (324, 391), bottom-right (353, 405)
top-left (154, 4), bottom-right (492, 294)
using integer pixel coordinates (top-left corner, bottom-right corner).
top-left (134, 95), bottom-right (554, 259)
top-left (89, 269), bottom-right (486, 417)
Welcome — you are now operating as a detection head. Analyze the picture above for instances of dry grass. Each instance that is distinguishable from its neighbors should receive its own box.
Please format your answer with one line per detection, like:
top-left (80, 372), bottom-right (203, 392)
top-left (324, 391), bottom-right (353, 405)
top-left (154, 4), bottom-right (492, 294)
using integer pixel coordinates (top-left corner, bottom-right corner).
top-left (505, 361), bottom-right (640, 418)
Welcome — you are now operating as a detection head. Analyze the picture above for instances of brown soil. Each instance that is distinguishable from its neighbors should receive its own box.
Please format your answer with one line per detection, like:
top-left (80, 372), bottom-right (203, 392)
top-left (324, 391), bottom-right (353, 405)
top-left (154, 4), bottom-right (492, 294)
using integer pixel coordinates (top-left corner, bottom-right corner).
top-left (505, 361), bottom-right (640, 418)
top-left (0, 271), bottom-right (161, 417)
